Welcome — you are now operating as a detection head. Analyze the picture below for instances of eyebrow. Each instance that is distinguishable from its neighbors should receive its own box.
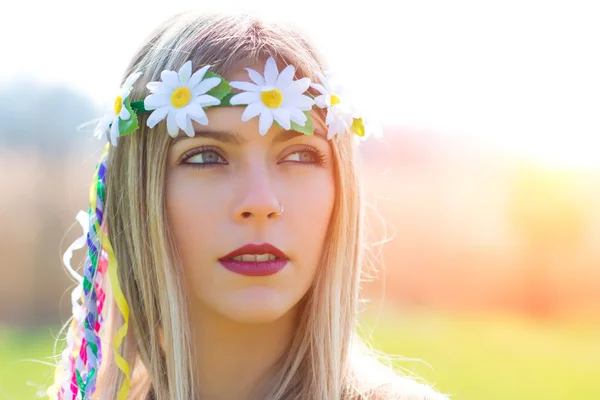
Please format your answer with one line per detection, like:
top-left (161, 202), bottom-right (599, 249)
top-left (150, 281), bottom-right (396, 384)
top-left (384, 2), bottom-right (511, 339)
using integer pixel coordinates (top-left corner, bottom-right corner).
top-left (170, 129), bottom-right (327, 145)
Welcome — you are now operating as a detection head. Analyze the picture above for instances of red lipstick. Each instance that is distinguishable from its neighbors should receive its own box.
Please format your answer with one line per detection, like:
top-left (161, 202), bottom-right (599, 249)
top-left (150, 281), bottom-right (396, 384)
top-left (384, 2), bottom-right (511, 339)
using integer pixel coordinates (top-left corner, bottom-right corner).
top-left (218, 243), bottom-right (289, 277)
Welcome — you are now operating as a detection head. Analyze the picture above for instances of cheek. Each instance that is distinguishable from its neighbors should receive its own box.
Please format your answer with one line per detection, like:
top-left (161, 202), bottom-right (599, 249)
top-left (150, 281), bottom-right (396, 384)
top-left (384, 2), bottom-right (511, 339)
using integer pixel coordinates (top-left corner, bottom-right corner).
top-left (165, 171), bottom-right (225, 270)
top-left (282, 172), bottom-right (335, 262)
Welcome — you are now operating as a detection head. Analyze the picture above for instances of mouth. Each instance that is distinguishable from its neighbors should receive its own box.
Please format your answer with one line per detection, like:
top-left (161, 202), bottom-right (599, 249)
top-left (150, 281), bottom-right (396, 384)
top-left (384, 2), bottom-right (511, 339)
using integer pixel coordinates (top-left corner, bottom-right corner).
top-left (219, 243), bottom-right (288, 261)
top-left (218, 243), bottom-right (289, 277)
top-left (226, 253), bottom-right (282, 262)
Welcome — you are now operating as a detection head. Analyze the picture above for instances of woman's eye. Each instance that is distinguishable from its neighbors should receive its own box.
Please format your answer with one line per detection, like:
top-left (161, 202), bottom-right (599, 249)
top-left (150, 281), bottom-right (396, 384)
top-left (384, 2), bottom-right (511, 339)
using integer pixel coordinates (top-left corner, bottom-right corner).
top-left (184, 150), bottom-right (227, 166)
top-left (282, 150), bottom-right (322, 164)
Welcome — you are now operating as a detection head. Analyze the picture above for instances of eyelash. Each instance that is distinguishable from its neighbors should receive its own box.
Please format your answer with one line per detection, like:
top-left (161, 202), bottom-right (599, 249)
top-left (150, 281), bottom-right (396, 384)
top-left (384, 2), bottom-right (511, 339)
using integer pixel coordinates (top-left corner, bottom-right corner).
top-left (179, 145), bottom-right (327, 169)
top-left (283, 145), bottom-right (328, 167)
top-left (180, 146), bottom-right (227, 169)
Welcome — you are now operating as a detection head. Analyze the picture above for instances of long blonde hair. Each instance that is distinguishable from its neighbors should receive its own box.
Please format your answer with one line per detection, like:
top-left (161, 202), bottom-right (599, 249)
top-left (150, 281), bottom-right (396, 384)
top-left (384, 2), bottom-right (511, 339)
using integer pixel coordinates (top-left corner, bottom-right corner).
top-left (51, 10), bottom-right (446, 400)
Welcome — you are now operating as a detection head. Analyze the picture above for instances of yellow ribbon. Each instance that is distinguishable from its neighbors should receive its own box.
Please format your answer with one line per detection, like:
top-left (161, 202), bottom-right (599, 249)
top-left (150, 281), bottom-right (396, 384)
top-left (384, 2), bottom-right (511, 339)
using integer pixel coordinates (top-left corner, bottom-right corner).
top-left (102, 234), bottom-right (131, 399)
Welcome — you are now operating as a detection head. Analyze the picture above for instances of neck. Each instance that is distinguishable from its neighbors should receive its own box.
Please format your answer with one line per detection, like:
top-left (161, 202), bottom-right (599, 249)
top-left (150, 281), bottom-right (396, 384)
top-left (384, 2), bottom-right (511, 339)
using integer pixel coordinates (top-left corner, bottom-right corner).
top-left (189, 300), bottom-right (299, 400)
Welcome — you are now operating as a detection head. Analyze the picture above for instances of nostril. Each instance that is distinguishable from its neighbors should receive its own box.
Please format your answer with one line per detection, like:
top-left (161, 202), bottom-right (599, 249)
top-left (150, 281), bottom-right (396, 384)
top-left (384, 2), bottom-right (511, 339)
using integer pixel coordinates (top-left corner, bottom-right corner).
top-left (241, 211), bottom-right (252, 218)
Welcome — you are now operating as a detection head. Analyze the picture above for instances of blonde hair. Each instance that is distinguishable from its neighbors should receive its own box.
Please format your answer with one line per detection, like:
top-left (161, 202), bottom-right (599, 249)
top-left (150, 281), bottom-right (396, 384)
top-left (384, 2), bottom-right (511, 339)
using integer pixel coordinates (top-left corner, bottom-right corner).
top-left (51, 10), bottom-right (447, 400)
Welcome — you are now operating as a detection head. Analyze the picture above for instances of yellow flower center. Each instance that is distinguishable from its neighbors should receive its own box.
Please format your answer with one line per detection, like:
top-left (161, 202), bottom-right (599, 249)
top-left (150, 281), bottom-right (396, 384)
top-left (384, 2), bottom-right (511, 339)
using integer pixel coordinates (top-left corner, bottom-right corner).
top-left (330, 94), bottom-right (341, 106)
top-left (114, 96), bottom-right (123, 115)
top-left (351, 118), bottom-right (365, 137)
top-left (260, 88), bottom-right (284, 108)
top-left (170, 87), bottom-right (192, 108)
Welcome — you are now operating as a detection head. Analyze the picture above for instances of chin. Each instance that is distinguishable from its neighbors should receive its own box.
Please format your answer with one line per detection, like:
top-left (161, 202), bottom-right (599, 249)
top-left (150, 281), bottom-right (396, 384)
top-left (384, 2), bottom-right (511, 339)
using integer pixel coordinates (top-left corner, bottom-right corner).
top-left (215, 287), bottom-right (303, 323)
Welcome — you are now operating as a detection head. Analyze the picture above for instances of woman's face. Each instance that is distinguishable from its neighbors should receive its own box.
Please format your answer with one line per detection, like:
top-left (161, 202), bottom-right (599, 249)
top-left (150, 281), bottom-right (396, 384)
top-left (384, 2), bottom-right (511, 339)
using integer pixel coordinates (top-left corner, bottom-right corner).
top-left (165, 65), bottom-right (335, 323)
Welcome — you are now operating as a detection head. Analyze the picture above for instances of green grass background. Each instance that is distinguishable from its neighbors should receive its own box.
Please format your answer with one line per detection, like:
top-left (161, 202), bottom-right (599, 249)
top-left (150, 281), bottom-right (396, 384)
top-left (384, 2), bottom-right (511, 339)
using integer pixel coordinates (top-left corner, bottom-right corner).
top-left (1, 309), bottom-right (599, 399)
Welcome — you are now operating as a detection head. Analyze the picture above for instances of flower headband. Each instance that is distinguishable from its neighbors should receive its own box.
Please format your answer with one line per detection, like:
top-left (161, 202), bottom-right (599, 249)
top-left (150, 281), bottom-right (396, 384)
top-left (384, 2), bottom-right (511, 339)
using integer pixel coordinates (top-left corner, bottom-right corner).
top-left (94, 57), bottom-right (375, 146)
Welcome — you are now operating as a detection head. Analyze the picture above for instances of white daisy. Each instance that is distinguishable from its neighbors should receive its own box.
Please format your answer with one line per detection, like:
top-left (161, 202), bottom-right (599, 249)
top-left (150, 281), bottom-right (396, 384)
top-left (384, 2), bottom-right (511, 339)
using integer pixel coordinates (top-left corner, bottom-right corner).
top-left (94, 71), bottom-right (142, 146)
top-left (310, 72), bottom-right (354, 139)
top-left (144, 61), bottom-right (221, 138)
top-left (229, 57), bottom-right (314, 135)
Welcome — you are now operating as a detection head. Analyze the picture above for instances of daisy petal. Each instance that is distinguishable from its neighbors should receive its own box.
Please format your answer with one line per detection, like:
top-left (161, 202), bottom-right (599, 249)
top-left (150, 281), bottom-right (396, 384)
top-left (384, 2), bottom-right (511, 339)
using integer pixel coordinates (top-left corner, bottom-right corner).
top-left (194, 94), bottom-right (221, 107)
top-left (327, 123), bottom-right (337, 140)
top-left (119, 104), bottom-right (131, 120)
top-left (94, 115), bottom-right (111, 139)
top-left (166, 112), bottom-right (179, 137)
top-left (176, 112), bottom-right (194, 137)
top-left (161, 70), bottom-right (180, 89)
top-left (285, 77), bottom-right (311, 95)
top-left (259, 111), bottom-right (274, 135)
top-left (325, 108), bottom-right (334, 125)
top-left (110, 119), bottom-right (120, 146)
top-left (144, 93), bottom-right (169, 110)
top-left (333, 115), bottom-right (351, 137)
top-left (176, 111), bottom-right (189, 133)
top-left (264, 57), bottom-right (278, 86)
top-left (230, 92), bottom-right (260, 105)
top-left (191, 77), bottom-right (221, 95)
top-left (178, 61), bottom-right (192, 84)
top-left (310, 83), bottom-right (327, 96)
top-left (147, 107), bottom-right (169, 128)
top-left (276, 65), bottom-right (296, 88)
top-left (272, 108), bottom-right (291, 130)
top-left (146, 81), bottom-right (169, 94)
top-left (119, 87), bottom-right (132, 99)
top-left (123, 71), bottom-right (142, 89)
top-left (289, 108), bottom-right (307, 125)
top-left (93, 125), bottom-right (105, 140)
top-left (185, 117), bottom-right (196, 136)
top-left (314, 95), bottom-right (329, 108)
top-left (245, 67), bottom-right (266, 86)
top-left (332, 103), bottom-right (353, 120)
top-left (316, 72), bottom-right (332, 92)
top-left (229, 81), bottom-right (259, 92)
top-left (241, 102), bottom-right (264, 122)
top-left (190, 112), bottom-right (209, 126)
top-left (188, 65), bottom-right (211, 88)
top-left (98, 113), bottom-right (113, 129)
top-left (293, 95), bottom-right (315, 110)
top-left (185, 103), bottom-right (208, 122)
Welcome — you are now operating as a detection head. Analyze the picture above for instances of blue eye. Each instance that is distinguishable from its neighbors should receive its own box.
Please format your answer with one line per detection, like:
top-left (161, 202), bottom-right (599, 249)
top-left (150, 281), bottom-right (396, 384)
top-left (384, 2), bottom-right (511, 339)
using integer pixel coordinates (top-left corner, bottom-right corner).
top-left (281, 147), bottom-right (327, 166)
top-left (181, 147), bottom-right (227, 168)
top-left (283, 151), bottom-right (317, 163)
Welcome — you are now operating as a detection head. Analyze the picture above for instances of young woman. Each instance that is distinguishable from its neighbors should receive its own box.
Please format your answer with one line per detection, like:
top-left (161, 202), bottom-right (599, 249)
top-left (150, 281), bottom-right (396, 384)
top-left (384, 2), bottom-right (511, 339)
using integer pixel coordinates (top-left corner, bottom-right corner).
top-left (47, 10), bottom-right (449, 400)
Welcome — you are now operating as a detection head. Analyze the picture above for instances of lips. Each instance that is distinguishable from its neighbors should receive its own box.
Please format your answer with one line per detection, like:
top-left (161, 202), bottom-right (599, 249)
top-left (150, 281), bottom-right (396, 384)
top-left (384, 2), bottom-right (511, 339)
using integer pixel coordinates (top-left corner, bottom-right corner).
top-left (219, 243), bottom-right (288, 261)
top-left (218, 243), bottom-right (289, 277)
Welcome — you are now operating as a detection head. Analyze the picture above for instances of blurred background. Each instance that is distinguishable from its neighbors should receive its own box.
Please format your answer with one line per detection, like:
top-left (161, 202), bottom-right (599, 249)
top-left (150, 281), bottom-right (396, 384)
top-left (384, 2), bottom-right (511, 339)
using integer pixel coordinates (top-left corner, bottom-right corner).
top-left (1, 1), bottom-right (599, 399)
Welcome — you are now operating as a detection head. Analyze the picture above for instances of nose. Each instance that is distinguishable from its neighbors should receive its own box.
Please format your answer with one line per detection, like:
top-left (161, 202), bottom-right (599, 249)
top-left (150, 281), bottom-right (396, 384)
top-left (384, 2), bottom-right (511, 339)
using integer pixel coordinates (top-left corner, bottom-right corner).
top-left (233, 165), bottom-right (282, 222)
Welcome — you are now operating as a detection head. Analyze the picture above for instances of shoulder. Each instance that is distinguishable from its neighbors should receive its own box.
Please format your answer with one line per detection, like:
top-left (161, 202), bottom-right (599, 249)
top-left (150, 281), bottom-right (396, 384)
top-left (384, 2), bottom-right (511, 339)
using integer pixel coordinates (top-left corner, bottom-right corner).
top-left (350, 366), bottom-right (451, 400)
top-left (348, 342), bottom-right (451, 400)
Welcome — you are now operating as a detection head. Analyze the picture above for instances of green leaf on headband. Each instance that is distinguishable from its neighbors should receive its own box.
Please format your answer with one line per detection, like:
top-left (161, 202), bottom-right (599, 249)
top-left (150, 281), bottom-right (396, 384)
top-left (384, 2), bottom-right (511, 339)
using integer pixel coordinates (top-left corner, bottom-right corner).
top-left (205, 71), bottom-right (232, 101)
top-left (290, 111), bottom-right (314, 136)
top-left (217, 93), bottom-right (235, 106)
top-left (118, 96), bottom-right (139, 136)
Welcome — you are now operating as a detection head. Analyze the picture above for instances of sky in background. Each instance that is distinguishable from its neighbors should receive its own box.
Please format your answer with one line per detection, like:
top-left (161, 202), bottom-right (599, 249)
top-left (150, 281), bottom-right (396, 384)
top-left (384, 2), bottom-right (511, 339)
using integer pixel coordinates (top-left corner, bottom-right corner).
top-left (2, 0), bottom-right (599, 168)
